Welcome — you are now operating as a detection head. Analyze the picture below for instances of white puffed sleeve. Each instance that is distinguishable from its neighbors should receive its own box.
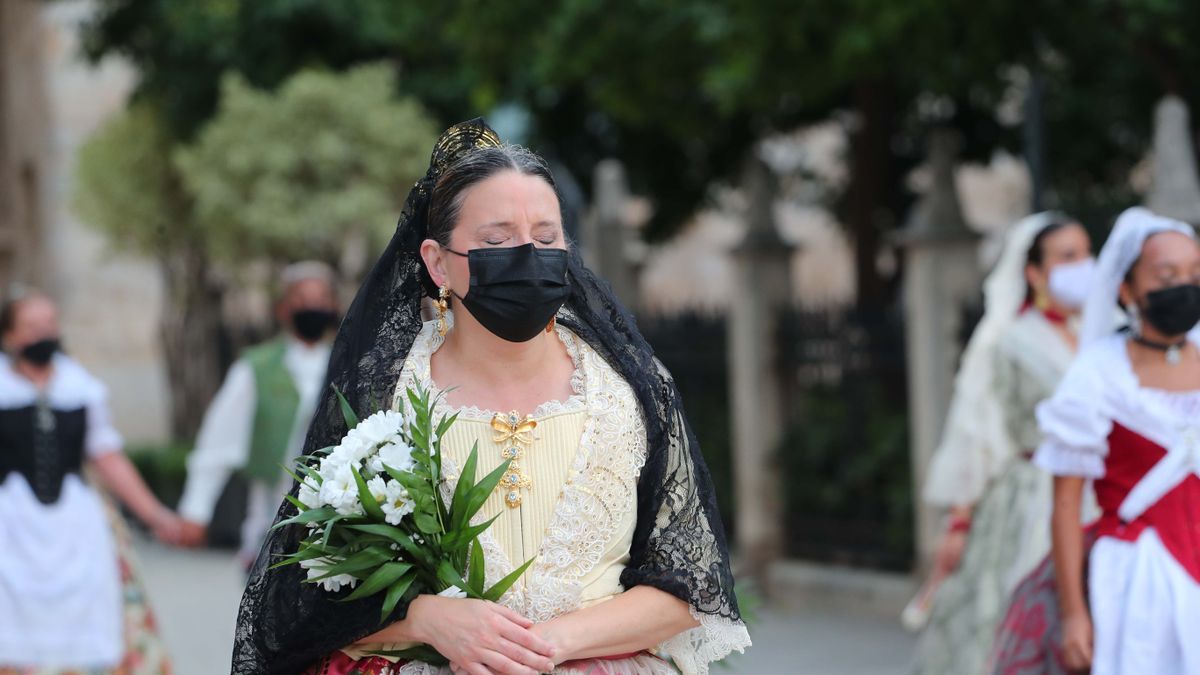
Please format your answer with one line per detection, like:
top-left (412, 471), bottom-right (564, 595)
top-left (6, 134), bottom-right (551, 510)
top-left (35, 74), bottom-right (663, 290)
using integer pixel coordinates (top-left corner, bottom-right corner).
top-left (1033, 346), bottom-right (1112, 479)
top-left (84, 380), bottom-right (124, 458)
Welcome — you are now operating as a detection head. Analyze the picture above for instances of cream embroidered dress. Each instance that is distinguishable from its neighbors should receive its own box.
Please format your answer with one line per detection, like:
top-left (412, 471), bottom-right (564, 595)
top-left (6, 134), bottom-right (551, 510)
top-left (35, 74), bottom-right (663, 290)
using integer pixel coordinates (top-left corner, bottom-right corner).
top-left (912, 311), bottom-right (1085, 675)
top-left (342, 319), bottom-right (744, 674)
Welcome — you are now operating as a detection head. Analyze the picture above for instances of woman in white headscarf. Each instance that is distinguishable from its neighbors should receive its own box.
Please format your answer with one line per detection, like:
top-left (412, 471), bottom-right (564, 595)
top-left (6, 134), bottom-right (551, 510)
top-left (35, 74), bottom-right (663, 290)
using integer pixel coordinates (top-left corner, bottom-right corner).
top-left (909, 213), bottom-right (1096, 675)
top-left (990, 207), bottom-right (1200, 675)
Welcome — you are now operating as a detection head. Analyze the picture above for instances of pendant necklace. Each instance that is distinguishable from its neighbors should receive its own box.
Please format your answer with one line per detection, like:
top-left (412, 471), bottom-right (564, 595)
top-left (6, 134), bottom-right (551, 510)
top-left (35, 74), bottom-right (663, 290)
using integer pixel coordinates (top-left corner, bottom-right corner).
top-left (491, 411), bottom-right (538, 508)
top-left (1132, 334), bottom-right (1188, 366)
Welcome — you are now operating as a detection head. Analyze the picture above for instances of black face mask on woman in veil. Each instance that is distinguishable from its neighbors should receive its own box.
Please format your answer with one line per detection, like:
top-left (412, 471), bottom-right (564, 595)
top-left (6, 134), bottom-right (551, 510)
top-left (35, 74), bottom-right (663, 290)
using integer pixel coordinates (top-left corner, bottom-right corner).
top-left (442, 243), bottom-right (571, 343)
top-left (1139, 284), bottom-right (1200, 337)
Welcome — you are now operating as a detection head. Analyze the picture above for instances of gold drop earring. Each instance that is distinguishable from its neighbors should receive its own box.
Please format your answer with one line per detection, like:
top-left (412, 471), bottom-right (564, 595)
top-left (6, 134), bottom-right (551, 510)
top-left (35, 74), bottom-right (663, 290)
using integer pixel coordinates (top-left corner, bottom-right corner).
top-left (1034, 287), bottom-right (1051, 311)
top-left (435, 284), bottom-right (451, 337)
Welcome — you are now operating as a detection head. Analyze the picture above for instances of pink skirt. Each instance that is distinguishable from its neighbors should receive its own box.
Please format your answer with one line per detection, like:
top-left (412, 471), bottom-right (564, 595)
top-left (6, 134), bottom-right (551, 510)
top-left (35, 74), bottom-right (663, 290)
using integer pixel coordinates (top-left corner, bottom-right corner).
top-left (303, 650), bottom-right (673, 675)
top-left (987, 526), bottom-right (1098, 675)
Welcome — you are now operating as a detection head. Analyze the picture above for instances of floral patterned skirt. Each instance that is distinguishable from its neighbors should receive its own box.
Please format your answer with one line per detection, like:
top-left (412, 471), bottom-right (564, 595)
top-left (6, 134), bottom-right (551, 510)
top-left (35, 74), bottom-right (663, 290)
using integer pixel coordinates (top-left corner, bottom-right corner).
top-left (910, 460), bottom-right (1055, 675)
top-left (986, 526), bottom-right (1098, 675)
top-left (303, 651), bottom-right (676, 675)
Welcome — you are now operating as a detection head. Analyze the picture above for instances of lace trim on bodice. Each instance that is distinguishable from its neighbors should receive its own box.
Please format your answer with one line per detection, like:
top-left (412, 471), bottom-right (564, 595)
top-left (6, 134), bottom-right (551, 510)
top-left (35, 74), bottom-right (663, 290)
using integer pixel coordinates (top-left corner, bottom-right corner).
top-left (414, 311), bottom-right (588, 421)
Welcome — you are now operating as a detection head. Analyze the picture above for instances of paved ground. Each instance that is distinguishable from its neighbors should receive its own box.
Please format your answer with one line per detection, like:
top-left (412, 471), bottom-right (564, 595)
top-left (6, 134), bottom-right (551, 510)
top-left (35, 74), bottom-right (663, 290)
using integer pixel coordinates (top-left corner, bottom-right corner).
top-left (134, 538), bottom-right (915, 675)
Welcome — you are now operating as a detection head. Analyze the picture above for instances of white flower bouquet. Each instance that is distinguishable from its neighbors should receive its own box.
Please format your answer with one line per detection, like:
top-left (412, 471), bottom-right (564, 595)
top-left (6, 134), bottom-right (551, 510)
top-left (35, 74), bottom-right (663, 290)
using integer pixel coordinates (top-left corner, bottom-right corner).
top-left (273, 384), bottom-right (531, 662)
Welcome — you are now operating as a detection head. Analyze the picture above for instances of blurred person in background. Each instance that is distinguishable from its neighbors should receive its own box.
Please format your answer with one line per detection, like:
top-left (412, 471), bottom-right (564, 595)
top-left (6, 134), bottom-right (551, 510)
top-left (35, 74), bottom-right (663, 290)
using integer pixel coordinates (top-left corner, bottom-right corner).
top-left (177, 262), bottom-right (338, 568)
top-left (991, 208), bottom-right (1200, 675)
top-left (908, 213), bottom-right (1096, 675)
top-left (0, 291), bottom-right (181, 673)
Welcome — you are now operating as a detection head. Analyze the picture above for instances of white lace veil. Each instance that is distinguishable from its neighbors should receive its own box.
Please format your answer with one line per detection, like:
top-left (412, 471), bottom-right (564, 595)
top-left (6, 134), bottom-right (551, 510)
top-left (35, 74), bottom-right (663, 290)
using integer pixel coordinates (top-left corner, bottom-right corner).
top-left (923, 213), bottom-right (1061, 507)
top-left (1079, 207), bottom-right (1196, 346)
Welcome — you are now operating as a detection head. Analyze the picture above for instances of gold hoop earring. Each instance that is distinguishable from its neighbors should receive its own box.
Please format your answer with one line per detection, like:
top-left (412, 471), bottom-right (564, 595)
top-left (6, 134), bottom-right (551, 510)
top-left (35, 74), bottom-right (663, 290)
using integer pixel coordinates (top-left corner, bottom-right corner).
top-left (435, 284), bottom-right (451, 337)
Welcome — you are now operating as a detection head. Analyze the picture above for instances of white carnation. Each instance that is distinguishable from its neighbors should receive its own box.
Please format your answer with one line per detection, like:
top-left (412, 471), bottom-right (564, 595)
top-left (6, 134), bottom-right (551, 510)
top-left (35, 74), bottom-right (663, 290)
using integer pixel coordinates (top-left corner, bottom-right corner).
top-left (437, 585), bottom-right (467, 599)
top-left (366, 474), bottom-right (389, 505)
top-left (330, 433), bottom-right (373, 467)
top-left (368, 440), bottom-right (415, 476)
top-left (380, 479), bottom-right (415, 526)
top-left (297, 481), bottom-right (321, 510)
top-left (300, 556), bottom-right (360, 593)
top-left (344, 410), bottom-right (404, 453)
top-left (319, 462), bottom-right (363, 516)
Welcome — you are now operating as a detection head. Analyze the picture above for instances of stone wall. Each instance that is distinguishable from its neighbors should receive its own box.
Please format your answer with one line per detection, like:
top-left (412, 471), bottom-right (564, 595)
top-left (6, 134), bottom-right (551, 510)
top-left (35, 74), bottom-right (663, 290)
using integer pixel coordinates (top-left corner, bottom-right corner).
top-left (1, 1), bottom-right (170, 445)
top-left (0, 0), bottom-right (51, 291)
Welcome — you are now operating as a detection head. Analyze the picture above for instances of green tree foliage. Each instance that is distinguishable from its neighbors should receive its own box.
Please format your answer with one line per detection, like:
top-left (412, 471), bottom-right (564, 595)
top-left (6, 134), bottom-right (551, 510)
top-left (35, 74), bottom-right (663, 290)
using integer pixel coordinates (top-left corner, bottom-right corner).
top-left (73, 63), bottom-right (437, 439)
top-left (73, 101), bottom-right (186, 254)
top-left (175, 64), bottom-right (437, 264)
top-left (82, 0), bottom-right (1200, 299)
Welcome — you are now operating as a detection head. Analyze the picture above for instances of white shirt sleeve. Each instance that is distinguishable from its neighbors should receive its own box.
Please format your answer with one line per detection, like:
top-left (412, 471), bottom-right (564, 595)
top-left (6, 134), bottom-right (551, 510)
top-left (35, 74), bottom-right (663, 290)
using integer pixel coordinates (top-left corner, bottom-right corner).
top-left (1033, 347), bottom-right (1112, 479)
top-left (84, 382), bottom-right (124, 458)
top-left (177, 360), bottom-right (257, 523)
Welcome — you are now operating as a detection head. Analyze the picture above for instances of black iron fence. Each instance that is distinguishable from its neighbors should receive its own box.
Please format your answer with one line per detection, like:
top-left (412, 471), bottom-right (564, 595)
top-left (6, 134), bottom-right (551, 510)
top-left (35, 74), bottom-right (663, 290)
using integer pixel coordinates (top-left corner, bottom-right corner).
top-left (641, 305), bottom-right (915, 572)
top-left (777, 307), bottom-right (911, 570)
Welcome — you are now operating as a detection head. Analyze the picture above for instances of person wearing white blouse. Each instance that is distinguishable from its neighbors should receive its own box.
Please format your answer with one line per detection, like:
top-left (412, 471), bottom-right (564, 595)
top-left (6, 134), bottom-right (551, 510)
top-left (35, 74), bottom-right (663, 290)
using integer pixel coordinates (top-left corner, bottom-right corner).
top-left (177, 262), bottom-right (338, 566)
top-left (0, 292), bottom-right (184, 671)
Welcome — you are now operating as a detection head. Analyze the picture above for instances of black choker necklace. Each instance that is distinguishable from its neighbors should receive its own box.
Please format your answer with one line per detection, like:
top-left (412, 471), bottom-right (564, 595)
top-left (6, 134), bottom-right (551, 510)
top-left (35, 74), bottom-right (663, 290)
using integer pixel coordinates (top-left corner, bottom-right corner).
top-left (1132, 334), bottom-right (1188, 366)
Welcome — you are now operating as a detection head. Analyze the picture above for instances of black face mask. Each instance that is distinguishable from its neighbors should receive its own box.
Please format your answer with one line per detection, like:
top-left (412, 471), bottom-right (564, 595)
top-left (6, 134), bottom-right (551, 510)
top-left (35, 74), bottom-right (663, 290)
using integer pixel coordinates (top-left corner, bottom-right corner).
top-left (444, 243), bottom-right (571, 343)
top-left (291, 309), bottom-right (337, 342)
top-left (20, 337), bottom-right (61, 366)
top-left (1140, 284), bottom-right (1200, 337)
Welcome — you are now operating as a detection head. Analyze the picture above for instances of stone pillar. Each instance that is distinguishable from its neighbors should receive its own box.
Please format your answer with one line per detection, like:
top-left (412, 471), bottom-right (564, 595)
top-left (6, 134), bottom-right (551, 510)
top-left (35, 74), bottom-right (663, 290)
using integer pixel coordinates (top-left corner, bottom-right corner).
top-left (0, 0), bottom-right (52, 292)
top-left (583, 159), bottom-right (639, 308)
top-left (728, 155), bottom-right (791, 587)
top-left (1147, 96), bottom-right (1200, 224)
top-left (893, 129), bottom-right (981, 573)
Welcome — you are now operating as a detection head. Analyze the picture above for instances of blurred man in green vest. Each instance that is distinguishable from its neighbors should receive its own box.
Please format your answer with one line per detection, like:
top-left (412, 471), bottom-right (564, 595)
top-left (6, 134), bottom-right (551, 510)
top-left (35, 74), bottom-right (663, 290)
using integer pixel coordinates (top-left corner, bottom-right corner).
top-left (177, 262), bottom-right (338, 566)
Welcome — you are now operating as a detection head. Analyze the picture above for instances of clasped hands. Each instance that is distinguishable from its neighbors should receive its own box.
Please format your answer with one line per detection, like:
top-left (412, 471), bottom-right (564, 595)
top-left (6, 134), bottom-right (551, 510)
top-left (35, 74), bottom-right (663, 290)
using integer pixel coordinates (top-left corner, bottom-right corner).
top-left (355, 596), bottom-right (565, 675)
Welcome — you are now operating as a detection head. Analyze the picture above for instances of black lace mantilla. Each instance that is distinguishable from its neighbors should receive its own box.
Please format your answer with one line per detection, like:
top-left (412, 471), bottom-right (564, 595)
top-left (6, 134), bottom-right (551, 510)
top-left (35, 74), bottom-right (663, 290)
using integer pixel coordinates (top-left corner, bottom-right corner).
top-left (232, 119), bottom-right (740, 674)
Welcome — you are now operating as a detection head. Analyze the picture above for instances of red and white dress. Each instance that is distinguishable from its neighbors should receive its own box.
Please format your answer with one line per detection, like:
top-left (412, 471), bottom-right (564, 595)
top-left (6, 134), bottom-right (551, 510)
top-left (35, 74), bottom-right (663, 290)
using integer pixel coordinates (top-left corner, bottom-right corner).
top-left (1033, 332), bottom-right (1200, 675)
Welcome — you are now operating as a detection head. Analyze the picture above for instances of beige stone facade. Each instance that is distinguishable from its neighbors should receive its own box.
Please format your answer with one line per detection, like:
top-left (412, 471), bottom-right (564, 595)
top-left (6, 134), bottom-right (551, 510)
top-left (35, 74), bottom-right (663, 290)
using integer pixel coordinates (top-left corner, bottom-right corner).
top-left (1, 0), bottom-right (169, 444)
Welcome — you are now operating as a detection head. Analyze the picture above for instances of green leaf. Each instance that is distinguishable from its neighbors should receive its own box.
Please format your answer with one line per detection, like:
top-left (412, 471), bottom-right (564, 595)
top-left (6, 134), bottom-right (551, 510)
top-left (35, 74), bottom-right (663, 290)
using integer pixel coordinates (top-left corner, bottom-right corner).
top-left (303, 545), bottom-right (393, 582)
top-left (345, 524), bottom-right (434, 568)
top-left (352, 464), bottom-right (387, 521)
top-left (448, 442), bottom-right (479, 531)
top-left (333, 385), bottom-right (359, 430)
top-left (298, 462), bottom-right (324, 486)
top-left (280, 464), bottom-right (306, 488)
top-left (385, 466), bottom-right (429, 495)
top-left (436, 411), bottom-right (458, 438)
top-left (467, 540), bottom-right (486, 593)
top-left (321, 514), bottom-right (354, 548)
top-left (368, 645), bottom-right (448, 665)
top-left (341, 561), bottom-right (413, 603)
top-left (379, 572), bottom-right (418, 623)
top-left (273, 506), bottom-right (337, 530)
top-left (413, 511), bottom-right (441, 535)
top-left (436, 560), bottom-right (481, 599)
top-left (441, 512), bottom-right (501, 552)
top-left (268, 541), bottom-right (333, 569)
top-left (461, 459), bottom-right (511, 524)
top-left (483, 556), bottom-right (535, 602)
top-left (284, 494), bottom-right (310, 512)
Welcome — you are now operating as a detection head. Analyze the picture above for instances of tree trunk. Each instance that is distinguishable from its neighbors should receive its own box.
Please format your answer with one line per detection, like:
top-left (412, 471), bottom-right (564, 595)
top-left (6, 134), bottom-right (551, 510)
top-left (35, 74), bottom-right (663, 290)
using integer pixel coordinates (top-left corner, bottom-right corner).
top-left (846, 78), bottom-right (899, 310)
top-left (159, 245), bottom-right (225, 441)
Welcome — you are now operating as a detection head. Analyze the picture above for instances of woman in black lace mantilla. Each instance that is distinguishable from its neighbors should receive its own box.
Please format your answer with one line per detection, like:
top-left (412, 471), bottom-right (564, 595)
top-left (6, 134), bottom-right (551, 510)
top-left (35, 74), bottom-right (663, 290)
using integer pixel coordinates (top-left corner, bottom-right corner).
top-left (232, 119), bottom-right (750, 675)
